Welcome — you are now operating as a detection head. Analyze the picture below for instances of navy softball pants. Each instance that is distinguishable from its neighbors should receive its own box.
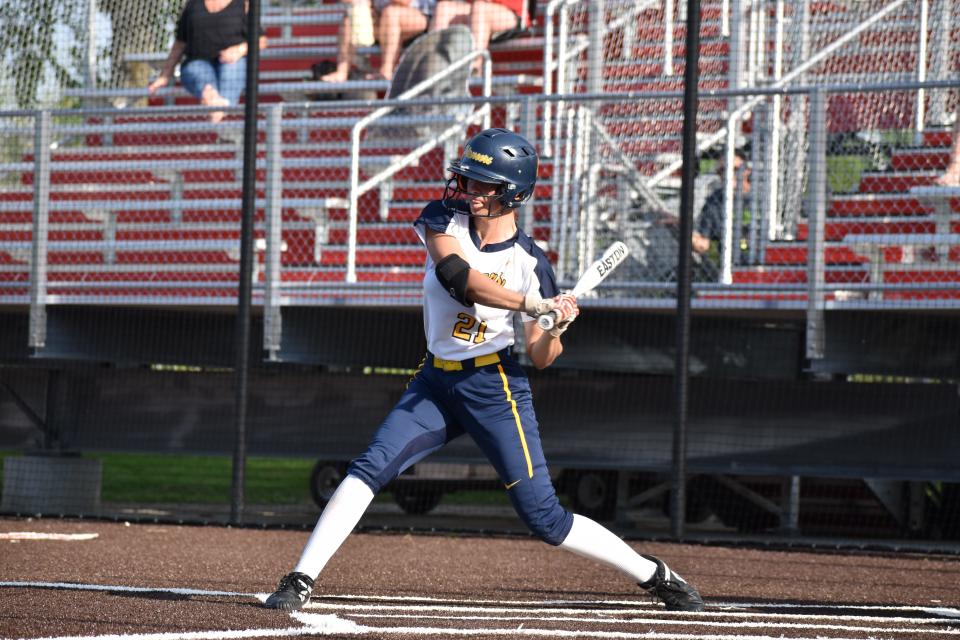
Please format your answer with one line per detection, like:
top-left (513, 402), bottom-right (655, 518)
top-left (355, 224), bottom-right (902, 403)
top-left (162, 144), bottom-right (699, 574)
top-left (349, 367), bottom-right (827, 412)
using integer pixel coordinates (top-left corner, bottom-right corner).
top-left (347, 354), bottom-right (574, 546)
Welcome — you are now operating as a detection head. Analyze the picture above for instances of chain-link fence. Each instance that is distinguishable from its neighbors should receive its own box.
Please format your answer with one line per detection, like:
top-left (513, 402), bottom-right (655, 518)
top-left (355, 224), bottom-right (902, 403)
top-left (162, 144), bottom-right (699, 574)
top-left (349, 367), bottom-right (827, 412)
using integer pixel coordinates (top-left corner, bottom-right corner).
top-left (1, 0), bottom-right (959, 544)
top-left (2, 83), bottom-right (959, 541)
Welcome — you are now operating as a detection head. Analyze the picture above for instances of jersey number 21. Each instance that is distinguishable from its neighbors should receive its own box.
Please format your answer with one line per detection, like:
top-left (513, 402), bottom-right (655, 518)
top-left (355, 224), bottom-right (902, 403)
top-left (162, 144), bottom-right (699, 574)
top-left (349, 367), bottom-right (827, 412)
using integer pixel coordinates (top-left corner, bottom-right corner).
top-left (452, 312), bottom-right (487, 344)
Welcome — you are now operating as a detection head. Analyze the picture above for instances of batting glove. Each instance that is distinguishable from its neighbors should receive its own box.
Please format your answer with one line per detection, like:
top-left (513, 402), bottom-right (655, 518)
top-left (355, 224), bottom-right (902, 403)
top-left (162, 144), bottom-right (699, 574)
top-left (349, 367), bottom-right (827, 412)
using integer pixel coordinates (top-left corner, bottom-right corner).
top-left (549, 317), bottom-right (575, 337)
top-left (551, 293), bottom-right (579, 323)
top-left (548, 294), bottom-right (579, 337)
top-left (523, 293), bottom-right (555, 317)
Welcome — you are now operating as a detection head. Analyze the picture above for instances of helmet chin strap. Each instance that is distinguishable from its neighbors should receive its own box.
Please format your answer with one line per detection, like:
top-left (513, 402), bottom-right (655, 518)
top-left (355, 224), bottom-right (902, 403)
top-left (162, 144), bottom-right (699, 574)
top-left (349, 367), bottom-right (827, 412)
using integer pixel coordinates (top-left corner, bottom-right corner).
top-left (475, 207), bottom-right (513, 219)
top-left (442, 177), bottom-right (512, 218)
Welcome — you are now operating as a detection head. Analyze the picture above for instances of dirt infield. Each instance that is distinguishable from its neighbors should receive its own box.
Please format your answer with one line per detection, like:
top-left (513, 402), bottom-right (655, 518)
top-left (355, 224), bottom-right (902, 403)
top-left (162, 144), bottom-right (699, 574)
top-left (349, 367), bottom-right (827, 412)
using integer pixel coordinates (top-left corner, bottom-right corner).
top-left (2, 516), bottom-right (959, 639)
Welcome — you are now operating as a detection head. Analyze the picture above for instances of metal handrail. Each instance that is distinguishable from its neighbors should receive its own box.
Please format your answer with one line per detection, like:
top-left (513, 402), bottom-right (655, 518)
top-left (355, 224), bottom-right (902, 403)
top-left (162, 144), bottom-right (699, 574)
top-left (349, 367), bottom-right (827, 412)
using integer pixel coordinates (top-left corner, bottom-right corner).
top-left (649, 0), bottom-right (914, 189)
top-left (541, 0), bottom-right (659, 156)
top-left (916, 0), bottom-right (930, 142)
top-left (645, 0), bottom-right (917, 287)
top-left (542, 0), bottom-right (581, 156)
top-left (345, 48), bottom-right (492, 282)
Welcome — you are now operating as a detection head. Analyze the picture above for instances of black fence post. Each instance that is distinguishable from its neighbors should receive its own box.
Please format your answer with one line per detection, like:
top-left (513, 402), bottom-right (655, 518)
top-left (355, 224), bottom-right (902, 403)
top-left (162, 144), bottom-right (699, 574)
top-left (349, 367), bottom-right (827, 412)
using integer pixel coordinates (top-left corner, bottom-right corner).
top-left (672, 0), bottom-right (702, 539)
top-left (231, 0), bottom-right (262, 525)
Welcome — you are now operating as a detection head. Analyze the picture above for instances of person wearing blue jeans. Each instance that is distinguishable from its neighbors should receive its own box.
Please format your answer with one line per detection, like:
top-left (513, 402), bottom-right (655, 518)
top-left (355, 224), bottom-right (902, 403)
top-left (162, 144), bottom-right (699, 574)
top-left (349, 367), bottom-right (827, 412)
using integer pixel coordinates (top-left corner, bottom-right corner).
top-left (178, 57), bottom-right (247, 113)
top-left (148, 0), bottom-right (266, 123)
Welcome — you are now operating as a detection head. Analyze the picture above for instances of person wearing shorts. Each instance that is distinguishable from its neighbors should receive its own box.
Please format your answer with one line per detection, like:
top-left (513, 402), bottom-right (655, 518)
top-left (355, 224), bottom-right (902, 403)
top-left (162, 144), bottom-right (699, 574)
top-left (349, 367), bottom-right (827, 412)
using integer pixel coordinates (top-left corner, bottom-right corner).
top-left (148, 0), bottom-right (267, 123)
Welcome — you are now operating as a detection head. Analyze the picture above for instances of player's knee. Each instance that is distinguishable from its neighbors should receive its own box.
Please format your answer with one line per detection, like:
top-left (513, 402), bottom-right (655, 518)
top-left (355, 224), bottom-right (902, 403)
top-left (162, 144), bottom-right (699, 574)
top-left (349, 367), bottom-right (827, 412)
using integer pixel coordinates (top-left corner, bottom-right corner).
top-left (520, 503), bottom-right (574, 546)
top-left (346, 457), bottom-right (388, 494)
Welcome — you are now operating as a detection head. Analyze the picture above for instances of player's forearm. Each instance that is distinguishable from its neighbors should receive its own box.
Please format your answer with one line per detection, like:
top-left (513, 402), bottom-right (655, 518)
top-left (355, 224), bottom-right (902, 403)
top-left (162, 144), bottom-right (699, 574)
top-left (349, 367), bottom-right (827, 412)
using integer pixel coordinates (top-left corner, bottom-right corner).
top-left (527, 328), bottom-right (563, 369)
top-left (464, 270), bottom-right (525, 311)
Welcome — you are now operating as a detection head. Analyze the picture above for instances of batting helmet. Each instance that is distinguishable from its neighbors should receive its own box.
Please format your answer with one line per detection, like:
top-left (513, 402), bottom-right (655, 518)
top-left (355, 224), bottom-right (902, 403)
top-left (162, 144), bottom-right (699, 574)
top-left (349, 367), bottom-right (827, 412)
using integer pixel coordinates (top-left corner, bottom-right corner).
top-left (445, 128), bottom-right (539, 212)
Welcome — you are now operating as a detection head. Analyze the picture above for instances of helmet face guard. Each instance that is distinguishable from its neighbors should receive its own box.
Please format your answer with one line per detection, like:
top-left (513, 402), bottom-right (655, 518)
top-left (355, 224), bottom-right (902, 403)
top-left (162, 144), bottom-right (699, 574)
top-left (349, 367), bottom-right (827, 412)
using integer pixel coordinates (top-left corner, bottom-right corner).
top-left (443, 128), bottom-right (539, 215)
top-left (442, 172), bottom-right (509, 217)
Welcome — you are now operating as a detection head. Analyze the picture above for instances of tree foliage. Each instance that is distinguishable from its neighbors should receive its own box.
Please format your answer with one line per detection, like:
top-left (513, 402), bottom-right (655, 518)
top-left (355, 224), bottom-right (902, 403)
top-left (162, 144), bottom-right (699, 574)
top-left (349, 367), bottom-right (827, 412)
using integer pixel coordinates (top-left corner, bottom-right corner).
top-left (0, 0), bottom-right (85, 108)
top-left (0, 0), bottom-right (181, 108)
top-left (99, 0), bottom-right (181, 89)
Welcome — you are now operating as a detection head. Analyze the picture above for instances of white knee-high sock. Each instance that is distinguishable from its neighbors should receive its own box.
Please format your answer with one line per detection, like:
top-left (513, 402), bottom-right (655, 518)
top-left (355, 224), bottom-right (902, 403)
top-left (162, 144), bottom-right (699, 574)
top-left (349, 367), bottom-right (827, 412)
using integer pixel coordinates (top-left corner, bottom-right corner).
top-left (293, 474), bottom-right (375, 580)
top-left (559, 514), bottom-right (657, 584)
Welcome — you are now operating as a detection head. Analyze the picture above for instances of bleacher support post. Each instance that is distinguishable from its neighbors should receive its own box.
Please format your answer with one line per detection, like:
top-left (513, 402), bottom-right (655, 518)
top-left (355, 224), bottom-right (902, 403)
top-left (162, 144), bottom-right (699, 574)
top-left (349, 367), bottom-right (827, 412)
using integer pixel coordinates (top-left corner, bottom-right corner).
top-left (781, 0), bottom-right (812, 240)
top-left (765, 0), bottom-right (785, 244)
top-left (586, 0), bottom-right (604, 96)
top-left (805, 88), bottom-right (826, 360)
top-left (28, 110), bottom-right (51, 351)
top-left (662, 0), bottom-right (674, 76)
top-left (84, 0), bottom-right (98, 93)
top-left (915, 0), bottom-right (929, 145)
top-left (928, 0), bottom-right (952, 126)
top-left (781, 475), bottom-right (801, 534)
top-left (753, 101), bottom-right (769, 265)
top-left (264, 104), bottom-right (283, 361)
top-left (519, 97), bottom-right (536, 237)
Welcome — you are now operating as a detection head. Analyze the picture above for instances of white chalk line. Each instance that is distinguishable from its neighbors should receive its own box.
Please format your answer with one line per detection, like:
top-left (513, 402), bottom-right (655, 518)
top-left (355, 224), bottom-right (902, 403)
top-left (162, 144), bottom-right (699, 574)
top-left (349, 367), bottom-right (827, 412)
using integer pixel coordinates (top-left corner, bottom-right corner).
top-left (5, 581), bottom-right (958, 624)
top-left (16, 613), bottom-right (960, 640)
top-left (0, 532), bottom-right (99, 541)
top-left (294, 612), bottom-right (958, 640)
top-left (6, 580), bottom-right (960, 640)
top-left (15, 623), bottom-right (333, 640)
top-left (334, 611), bottom-right (960, 635)
top-left (320, 592), bottom-right (960, 618)
top-left (303, 600), bottom-right (960, 625)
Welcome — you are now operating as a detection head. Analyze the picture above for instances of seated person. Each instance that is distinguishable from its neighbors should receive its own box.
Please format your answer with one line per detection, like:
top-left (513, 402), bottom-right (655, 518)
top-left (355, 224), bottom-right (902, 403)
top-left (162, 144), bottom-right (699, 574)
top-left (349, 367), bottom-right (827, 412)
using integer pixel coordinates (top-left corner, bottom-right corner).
top-left (319, 0), bottom-right (436, 82)
top-left (429, 0), bottom-right (528, 71)
top-left (148, 0), bottom-right (267, 123)
top-left (692, 149), bottom-right (752, 280)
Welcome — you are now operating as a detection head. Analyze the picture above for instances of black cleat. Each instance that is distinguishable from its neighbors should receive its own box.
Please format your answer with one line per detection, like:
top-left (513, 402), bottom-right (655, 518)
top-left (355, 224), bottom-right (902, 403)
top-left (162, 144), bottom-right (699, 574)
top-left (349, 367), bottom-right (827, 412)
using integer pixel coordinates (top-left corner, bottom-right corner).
top-left (638, 554), bottom-right (705, 612)
top-left (264, 571), bottom-right (314, 611)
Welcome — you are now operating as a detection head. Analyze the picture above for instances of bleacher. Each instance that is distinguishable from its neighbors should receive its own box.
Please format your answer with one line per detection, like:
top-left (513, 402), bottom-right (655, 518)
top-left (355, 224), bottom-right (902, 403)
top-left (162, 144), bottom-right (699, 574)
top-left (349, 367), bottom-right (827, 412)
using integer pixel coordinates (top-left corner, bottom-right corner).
top-left (1, 0), bottom-right (957, 309)
top-left (717, 1), bottom-right (960, 306)
top-left (729, 128), bottom-right (960, 304)
top-left (0, 0), bottom-right (694, 304)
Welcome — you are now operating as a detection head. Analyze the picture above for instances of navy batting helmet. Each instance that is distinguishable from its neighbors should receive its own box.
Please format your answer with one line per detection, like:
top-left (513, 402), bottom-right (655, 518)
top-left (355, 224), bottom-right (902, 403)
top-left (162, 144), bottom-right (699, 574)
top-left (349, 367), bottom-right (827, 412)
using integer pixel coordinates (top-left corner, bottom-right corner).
top-left (445, 128), bottom-right (539, 213)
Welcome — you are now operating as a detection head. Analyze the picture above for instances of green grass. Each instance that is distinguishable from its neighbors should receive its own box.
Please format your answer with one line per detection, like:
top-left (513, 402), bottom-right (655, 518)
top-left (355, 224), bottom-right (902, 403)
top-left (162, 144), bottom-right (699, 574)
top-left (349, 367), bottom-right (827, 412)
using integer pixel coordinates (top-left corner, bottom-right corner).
top-left (97, 452), bottom-right (316, 504)
top-left (0, 451), bottom-right (316, 505)
top-left (0, 451), bottom-right (517, 507)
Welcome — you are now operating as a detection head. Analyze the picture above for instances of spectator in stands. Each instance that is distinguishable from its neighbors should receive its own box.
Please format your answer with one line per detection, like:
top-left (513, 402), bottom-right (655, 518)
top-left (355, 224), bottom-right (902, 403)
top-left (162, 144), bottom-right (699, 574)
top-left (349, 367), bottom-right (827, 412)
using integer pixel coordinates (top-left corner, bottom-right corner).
top-left (147, 0), bottom-right (267, 123)
top-left (935, 120), bottom-right (960, 186)
top-left (318, 0), bottom-right (435, 83)
top-left (692, 149), bottom-right (752, 280)
top-left (429, 0), bottom-right (527, 71)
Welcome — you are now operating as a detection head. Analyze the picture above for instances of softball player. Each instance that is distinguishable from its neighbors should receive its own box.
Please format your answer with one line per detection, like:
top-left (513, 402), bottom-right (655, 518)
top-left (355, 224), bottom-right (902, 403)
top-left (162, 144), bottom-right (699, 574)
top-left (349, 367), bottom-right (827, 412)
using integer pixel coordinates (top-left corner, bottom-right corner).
top-left (264, 128), bottom-right (704, 612)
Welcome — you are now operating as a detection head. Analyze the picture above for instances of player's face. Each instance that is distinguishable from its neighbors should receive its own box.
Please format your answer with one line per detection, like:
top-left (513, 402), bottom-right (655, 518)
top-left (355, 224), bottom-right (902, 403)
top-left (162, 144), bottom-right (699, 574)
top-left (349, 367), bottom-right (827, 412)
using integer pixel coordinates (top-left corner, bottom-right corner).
top-left (456, 176), bottom-right (505, 217)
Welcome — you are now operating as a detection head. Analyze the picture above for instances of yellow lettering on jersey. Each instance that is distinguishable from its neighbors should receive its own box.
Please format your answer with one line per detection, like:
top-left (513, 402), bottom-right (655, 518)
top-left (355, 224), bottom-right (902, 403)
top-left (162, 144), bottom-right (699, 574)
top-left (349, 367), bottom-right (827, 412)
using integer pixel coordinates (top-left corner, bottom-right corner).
top-left (452, 312), bottom-right (487, 344)
top-left (452, 312), bottom-right (474, 342)
top-left (484, 271), bottom-right (506, 287)
top-left (475, 320), bottom-right (487, 344)
top-left (464, 145), bottom-right (493, 165)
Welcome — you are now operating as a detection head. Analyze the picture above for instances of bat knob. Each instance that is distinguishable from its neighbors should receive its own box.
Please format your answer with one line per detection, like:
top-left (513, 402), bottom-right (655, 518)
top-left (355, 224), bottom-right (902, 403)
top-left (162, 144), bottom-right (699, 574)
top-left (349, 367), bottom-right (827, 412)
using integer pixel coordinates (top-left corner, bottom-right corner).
top-left (537, 312), bottom-right (557, 331)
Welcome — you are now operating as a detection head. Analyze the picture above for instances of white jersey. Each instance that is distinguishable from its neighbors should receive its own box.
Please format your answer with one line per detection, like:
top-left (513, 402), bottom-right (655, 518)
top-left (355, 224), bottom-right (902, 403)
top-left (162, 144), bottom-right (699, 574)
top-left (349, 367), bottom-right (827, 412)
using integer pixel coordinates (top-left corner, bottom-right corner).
top-left (414, 200), bottom-right (558, 361)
